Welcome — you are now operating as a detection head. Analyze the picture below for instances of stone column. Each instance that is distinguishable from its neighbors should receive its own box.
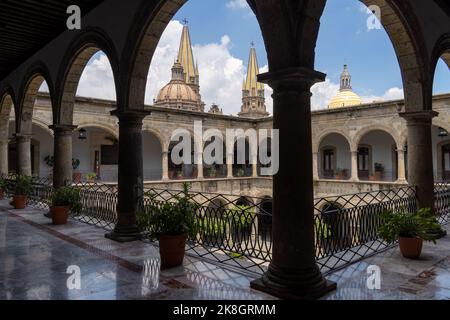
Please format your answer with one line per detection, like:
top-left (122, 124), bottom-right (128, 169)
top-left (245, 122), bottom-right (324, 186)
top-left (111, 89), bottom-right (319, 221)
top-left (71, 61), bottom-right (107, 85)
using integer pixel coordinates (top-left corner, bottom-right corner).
top-left (106, 110), bottom-right (148, 242)
top-left (312, 152), bottom-right (319, 180)
top-left (396, 148), bottom-right (407, 183)
top-left (0, 140), bottom-right (8, 175)
top-left (400, 111), bottom-right (437, 211)
top-left (226, 152), bottom-right (234, 178)
top-left (252, 152), bottom-right (258, 177)
top-left (16, 135), bottom-right (32, 176)
top-left (250, 68), bottom-right (336, 299)
top-left (350, 150), bottom-right (359, 181)
top-left (162, 151), bottom-right (169, 181)
top-left (196, 151), bottom-right (204, 179)
top-left (50, 125), bottom-right (76, 188)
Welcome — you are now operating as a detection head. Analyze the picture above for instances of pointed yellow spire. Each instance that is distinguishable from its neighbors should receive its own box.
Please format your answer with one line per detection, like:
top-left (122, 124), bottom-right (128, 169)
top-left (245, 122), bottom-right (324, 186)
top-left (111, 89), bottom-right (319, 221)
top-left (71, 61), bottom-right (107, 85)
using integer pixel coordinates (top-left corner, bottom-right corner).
top-left (177, 24), bottom-right (197, 86)
top-left (244, 47), bottom-right (264, 94)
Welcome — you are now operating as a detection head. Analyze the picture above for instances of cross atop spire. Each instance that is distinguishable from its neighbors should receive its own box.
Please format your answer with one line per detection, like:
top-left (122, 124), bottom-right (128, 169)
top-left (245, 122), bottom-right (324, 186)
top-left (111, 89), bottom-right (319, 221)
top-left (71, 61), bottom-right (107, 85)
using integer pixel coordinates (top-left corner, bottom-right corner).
top-left (250, 41), bottom-right (255, 47)
top-left (182, 18), bottom-right (188, 25)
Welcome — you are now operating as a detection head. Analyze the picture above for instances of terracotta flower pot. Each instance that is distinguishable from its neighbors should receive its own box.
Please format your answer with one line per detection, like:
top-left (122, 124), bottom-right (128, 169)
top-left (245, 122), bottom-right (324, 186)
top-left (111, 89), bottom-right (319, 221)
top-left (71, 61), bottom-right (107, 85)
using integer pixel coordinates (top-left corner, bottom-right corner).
top-left (158, 234), bottom-right (187, 269)
top-left (399, 236), bottom-right (423, 259)
top-left (0, 188), bottom-right (4, 200)
top-left (73, 172), bottom-right (82, 184)
top-left (13, 195), bottom-right (28, 209)
top-left (51, 206), bottom-right (70, 225)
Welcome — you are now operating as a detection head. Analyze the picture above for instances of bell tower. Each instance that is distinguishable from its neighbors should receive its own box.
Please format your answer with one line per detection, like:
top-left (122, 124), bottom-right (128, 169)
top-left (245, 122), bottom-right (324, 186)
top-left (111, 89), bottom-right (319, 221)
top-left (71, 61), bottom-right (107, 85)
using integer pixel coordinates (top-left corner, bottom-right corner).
top-left (238, 44), bottom-right (269, 118)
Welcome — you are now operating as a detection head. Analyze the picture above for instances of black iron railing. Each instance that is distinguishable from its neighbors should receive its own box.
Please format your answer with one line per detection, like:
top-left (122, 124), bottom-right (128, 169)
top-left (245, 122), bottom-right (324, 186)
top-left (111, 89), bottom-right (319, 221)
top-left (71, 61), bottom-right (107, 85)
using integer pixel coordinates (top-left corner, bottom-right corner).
top-left (3, 173), bottom-right (450, 276)
top-left (138, 188), bottom-right (272, 274)
top-left (434, 183), bottom-right (450, 224)
top-left (313, 186), bottom-right (417, 274)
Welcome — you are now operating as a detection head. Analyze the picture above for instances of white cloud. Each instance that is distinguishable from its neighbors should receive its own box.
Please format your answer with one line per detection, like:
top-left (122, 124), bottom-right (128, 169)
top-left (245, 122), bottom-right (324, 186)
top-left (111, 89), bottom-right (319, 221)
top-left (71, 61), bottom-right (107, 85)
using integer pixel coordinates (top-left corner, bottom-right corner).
top-left (226, 0), bottom-right (249, 10)
top-left (311, 79), bottom-right (340, 111)
top-left (76, 53), bottom-right (116, 100)
top-left (310, 79), bottom-right (404, 110)
top-left (145, 20), bottom-right (273, 116)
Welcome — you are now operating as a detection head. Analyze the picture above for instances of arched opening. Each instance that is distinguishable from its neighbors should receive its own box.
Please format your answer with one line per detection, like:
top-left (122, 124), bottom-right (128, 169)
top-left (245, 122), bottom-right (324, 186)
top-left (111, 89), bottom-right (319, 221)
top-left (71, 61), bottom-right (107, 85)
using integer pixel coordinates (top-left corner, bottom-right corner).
top-left (318, 133), bottom-right (351, 180)
top-left (142, 131), bottom-right (163, 181)
top-left (0, 92), bottom-right (14, 174)
top-left (72, 126), bottom-right (118, 183)
top-left (60, 48), bottom-right (117, 126)
top-left (432, 125), bottom-right (450, 182)
top-left (203, 136), bottom-right (227, 179)
top-left (233, 138), bottom-right (252, 177)
top-left (257, 137), bottom-right (272, 176)
top-left (357, 130), bottom-right (397, 181)
top-left (168, 132), bottom-right (197, 180)
top-left (312, 0), bottom-right (407, 111)
top-left (258, 197), bottom-right (272, 241)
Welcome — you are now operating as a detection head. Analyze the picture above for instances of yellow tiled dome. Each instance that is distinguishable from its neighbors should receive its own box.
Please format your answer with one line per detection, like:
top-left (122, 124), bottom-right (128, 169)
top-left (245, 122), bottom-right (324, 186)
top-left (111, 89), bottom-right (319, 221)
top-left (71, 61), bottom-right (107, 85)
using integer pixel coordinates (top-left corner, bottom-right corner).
top-left (329, 90), bottom-right (362, 109)
top-left (328, 64), bottom-right (362, 109)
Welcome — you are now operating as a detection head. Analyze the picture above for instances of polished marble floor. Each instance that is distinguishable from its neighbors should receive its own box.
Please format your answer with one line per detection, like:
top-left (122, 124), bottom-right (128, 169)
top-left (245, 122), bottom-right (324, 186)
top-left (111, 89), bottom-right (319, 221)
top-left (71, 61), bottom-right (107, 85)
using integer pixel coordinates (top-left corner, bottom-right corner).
top-left (0, 199), bottom-right (449, 300)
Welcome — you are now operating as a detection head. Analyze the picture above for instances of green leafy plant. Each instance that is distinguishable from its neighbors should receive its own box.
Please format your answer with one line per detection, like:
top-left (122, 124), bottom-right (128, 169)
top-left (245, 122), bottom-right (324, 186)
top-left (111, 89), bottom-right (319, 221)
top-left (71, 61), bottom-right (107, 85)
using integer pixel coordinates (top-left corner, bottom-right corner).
top-left (315, 218), bottom-right (331, 240)
top-left (51, 187), bottom-right (82, 213)
top-left (374, 163), bottom-right (384, 172)
top-left (137, 182), bottom-right (198, 238)
top-left (86, 172), bottom-right (97, 181)
top-left (226, 205), bottom-right (255, 230)
top-left (207, 166), bottom-right (217, 178)
top-left (0, 177), bottom-right (6, 190)
top-left (45, 156), bottom-right (80, 171)
top-left (235, 168), bottom-right (245, 177)
top-left (14, 175), bottom-right (33, 196)
top-left (72, 158), bottom-right (80, 170)
top-left (378, 208), bottom-right (441, 244)
top-left (44, 155), bottom-right (54, 167)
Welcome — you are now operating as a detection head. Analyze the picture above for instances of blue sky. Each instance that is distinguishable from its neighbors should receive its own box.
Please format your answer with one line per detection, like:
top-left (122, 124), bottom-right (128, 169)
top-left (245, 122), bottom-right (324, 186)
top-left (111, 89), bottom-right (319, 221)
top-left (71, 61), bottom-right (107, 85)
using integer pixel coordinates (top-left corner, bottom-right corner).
top-left (67, 0), bottom-right (448, 114)
top-left (173, 0), bottom-right (448, 95)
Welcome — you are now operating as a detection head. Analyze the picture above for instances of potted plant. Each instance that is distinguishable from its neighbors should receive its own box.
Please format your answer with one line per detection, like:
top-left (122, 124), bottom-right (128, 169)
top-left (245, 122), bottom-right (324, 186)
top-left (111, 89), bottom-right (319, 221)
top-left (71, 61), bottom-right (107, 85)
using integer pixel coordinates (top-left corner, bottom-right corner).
top-left (378, 208), bottom-right (441, 259)
top-left (206, 166), bottom-right (217, 178)
top-left (50, 187), bottom-right (82, 225)
top-left (374, 163), bottom-right (384, 180)
top-left (0, 177), bottom-right (6, 200)
top-left (235, 168), bottom-right (245, 177)
top-left (176, 170), bottom-right (184, 180)
top-left (137, 183), bottom-right (198, 269)
top-left (86, 172), bottom-right (97, 183)
top-left (315, 218), bottom-right (332, 256)
top-left (72, 158), bottom-right (81, 183)
top-left (334, 168), bottom-right (344, 180)
top-left (13, 175), bottom-right (33, 209)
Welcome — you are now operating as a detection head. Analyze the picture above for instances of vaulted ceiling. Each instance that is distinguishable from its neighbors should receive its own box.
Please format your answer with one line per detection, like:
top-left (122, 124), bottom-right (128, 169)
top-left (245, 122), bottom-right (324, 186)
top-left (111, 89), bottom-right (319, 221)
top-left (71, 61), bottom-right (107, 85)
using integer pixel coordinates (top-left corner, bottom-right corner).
top-left (0, 0), bottom-right (104, 80)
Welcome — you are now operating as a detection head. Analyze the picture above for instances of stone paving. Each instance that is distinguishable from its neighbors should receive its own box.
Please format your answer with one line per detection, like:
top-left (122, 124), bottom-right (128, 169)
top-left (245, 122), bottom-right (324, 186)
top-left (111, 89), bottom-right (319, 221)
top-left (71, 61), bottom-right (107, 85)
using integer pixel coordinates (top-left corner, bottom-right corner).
top-left (1, 199), bottom-right (450, 300)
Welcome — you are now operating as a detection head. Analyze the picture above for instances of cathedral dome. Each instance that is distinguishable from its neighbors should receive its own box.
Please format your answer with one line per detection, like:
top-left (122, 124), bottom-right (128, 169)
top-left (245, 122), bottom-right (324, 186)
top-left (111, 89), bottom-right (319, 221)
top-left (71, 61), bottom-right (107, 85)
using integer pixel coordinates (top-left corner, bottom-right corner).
top-left (328, 64), bottom-right (362, 109)
top-left (329, 90), bottom-right (362, 109)
top-left (155, 60), bottom-right (204, 111)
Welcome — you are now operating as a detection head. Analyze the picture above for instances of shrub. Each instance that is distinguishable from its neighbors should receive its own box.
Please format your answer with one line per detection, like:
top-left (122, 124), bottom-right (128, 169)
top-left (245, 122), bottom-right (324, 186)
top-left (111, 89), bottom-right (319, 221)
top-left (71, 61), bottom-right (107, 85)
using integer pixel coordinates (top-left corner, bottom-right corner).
top-left (51, 187), bottom-right (82, 213)
top-left (14, 175), bottom-right (33, 196)
top-left (0, 177), bottom-right (6, 190)
top-left (378, 208), bottom-right (441, 244)
top-left (137, 183), bottom-right (198, 238)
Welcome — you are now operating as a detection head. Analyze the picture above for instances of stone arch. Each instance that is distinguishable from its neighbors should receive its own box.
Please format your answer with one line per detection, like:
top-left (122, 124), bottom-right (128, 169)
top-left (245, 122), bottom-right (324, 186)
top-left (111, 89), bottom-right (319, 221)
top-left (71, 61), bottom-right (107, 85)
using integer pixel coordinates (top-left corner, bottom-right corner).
top-left (142, 126), bottom-right (166, 152)
top-left (77, 123), bottom-right (118, 140)
top-left (315, 129), bottom-right (352, 154)
top-left (32, 118), bottom-right (53, 137)
top-left (352, 125), bottom-right (400, 151)
top-left (124, 0), bottom-right (189, 109)
top-left (142, 129), bottom-right (164, 181)
top-left (57, 29), bottom-right (120, 126)
top-left (17, 62), bottom-right (53, 135)
top-left (431, 33), bottom-right (450, 81)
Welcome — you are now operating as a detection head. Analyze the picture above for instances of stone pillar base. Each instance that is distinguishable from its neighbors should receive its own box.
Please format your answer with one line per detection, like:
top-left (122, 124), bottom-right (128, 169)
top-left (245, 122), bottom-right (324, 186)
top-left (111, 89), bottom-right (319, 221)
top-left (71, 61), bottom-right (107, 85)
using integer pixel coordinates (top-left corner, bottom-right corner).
top-left (105, 226), bottom-right (141, 243)
top-left (250, 275), bottom-right (336, 300)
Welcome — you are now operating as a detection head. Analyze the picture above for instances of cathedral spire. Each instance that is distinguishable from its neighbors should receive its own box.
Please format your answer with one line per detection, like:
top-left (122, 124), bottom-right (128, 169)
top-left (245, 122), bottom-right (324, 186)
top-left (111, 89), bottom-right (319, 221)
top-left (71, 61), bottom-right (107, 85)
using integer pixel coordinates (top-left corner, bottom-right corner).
top-left (177, 23), bottom-right (198, 87)
top-left (239, 45), bottom-right (268, 119)
top-left (340, 64), bottom-right (352, 91)
top-left (243, 46), bottom-right (265, 95)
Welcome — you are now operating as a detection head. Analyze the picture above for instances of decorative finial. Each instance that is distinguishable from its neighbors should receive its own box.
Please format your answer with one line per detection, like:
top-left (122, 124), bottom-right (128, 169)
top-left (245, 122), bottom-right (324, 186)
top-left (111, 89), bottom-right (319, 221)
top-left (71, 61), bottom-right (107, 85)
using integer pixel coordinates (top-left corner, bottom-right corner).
top-left (182, 18), bottom-right (188, 25)
top-left (250, 41), bottom-right (255, 47)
